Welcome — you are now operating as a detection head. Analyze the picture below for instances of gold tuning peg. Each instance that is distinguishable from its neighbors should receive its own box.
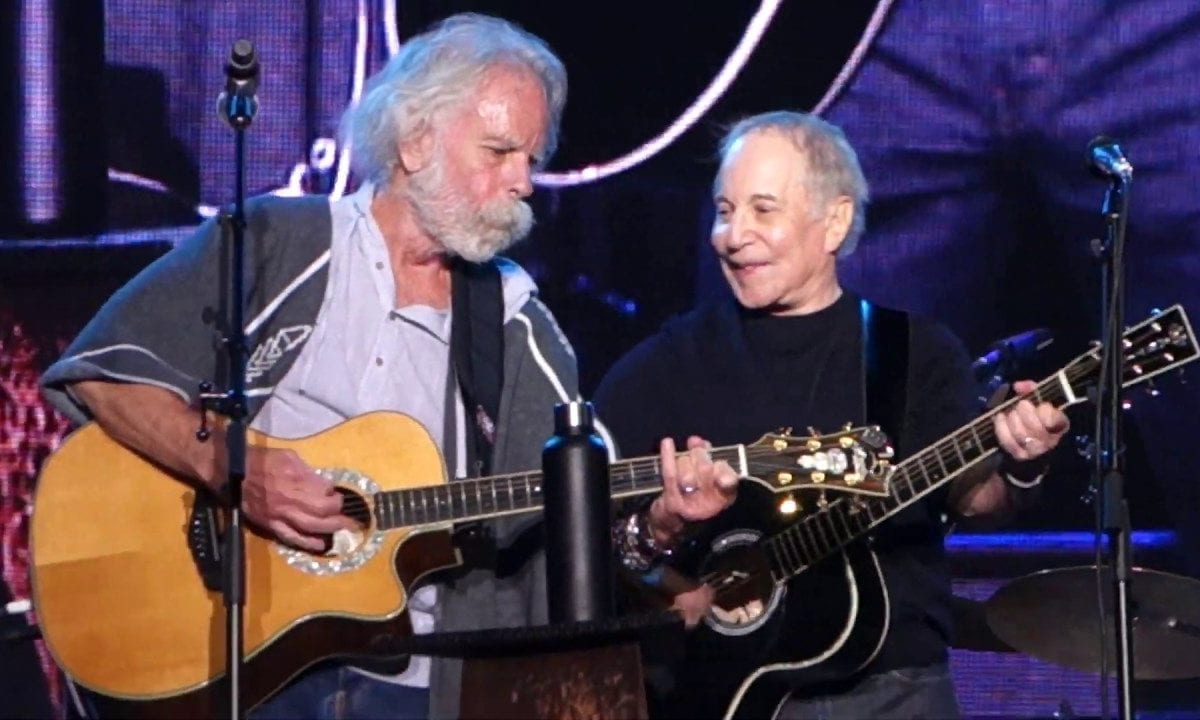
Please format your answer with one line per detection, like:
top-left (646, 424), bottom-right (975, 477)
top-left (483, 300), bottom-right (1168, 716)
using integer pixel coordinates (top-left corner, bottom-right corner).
top-left (778, 493), bottom-right (800, 515)
top-left (807, 426), bottom-right (821, 436)
top-left (843, 421), bottom-right (853, 431)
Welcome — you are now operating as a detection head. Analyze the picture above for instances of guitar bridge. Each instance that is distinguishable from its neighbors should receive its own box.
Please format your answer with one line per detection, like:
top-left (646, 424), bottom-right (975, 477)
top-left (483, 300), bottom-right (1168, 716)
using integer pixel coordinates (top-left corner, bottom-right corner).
top-left (187, 495), bottom-right (223, 592)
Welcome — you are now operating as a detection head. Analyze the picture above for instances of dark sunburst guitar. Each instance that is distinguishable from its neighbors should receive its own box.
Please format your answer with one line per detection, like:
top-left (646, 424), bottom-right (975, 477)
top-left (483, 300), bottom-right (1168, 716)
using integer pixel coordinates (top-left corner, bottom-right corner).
top-left (30, 404), bottom-right (894, 717)
top-left (660, 305), bottom-right (1197, 720)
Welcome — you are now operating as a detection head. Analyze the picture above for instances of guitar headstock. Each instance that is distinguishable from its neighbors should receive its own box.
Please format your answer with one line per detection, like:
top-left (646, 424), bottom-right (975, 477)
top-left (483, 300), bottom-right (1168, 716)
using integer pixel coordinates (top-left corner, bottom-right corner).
top-left (1062, 305), bottom-right (1198, 405)
top-left (744, 424), bottom-right (895, 497)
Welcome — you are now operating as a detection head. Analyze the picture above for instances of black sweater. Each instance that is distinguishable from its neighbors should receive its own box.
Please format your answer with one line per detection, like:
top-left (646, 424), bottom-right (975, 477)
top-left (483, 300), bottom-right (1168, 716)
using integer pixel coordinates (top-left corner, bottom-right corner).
top-left (594, 292), bottom-right (978, 675)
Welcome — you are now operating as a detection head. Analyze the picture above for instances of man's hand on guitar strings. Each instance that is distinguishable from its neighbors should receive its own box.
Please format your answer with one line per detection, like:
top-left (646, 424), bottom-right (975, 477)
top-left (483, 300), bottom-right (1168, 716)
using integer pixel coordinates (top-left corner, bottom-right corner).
top-left (993, 379), bottom-right (1070, 462)
top-left (240, 446), bottom-right (358, 553)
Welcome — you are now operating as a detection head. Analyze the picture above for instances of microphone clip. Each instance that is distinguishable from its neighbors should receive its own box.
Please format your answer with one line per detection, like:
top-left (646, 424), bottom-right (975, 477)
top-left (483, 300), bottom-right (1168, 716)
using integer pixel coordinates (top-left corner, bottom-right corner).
top-left (217, 39), bottom-right (259, 128)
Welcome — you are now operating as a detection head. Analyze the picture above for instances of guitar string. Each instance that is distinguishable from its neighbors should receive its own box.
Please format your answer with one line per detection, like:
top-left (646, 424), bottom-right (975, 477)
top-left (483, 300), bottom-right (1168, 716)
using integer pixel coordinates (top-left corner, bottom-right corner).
top-left (344, 324), bottom-right (1182, 545)
top-left (334, 439), bottom-right (879, 530)
top-left (753, 354), bottom-right (1109, 582)
top-left (336, 444), bottom-right (842, 523)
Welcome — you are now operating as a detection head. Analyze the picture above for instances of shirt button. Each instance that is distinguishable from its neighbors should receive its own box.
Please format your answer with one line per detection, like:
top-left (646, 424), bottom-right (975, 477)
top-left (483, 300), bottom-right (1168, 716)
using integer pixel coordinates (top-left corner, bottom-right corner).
top-left (375, 261), bottom-right (384, 270)
top-left (375, 357), bottom-right (384, 366)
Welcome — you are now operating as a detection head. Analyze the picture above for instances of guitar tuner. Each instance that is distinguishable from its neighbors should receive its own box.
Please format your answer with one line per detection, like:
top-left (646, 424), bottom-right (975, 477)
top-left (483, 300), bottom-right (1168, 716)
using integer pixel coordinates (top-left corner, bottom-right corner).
top-left (778, 494), bottom-right (800, 515)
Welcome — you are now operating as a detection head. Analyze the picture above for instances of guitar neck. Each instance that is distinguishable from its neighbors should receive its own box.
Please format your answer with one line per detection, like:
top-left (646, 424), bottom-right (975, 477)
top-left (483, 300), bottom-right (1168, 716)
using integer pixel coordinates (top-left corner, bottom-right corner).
top-left (370, 446), bottom-right (747, 531)
top-left (758, 365), bottom-right (1084, 583)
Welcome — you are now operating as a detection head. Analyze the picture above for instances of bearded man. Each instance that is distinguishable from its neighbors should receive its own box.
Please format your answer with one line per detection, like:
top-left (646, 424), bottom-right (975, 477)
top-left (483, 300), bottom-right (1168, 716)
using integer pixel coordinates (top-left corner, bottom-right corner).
top-left (40, 14), bottom-right (736, 719)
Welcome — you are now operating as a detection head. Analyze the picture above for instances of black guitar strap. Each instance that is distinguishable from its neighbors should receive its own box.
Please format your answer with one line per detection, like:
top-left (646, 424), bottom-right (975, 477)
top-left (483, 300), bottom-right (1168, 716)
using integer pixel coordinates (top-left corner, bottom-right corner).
top-left (860, 299), bottom-right (910, 456)
top-left (450, 258), bottom-right (504, 477)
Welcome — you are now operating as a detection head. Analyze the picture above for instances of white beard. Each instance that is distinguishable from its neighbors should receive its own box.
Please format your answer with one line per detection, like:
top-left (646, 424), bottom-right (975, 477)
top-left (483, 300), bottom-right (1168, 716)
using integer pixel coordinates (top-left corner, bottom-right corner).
top-left (406, 162), bottom-right (534, 263)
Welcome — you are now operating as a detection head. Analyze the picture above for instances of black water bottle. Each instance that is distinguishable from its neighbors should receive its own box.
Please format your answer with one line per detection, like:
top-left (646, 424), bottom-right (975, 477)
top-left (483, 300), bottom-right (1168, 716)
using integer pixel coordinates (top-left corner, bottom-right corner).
top-left (542, 400), bottom-right (614, 623)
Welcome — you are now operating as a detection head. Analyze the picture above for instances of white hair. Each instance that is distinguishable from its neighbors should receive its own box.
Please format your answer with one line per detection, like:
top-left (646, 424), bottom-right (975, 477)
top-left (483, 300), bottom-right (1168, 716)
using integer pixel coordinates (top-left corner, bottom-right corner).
top-left (340, 13), bottom-right (567, 187)
top-left (717, 111), bottom-right (870, 256)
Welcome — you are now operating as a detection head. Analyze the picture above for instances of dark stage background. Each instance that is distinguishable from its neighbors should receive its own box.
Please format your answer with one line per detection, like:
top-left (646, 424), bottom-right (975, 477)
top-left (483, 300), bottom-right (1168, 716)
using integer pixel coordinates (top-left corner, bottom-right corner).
top-left (2, 1), bottom-right (1199, 717)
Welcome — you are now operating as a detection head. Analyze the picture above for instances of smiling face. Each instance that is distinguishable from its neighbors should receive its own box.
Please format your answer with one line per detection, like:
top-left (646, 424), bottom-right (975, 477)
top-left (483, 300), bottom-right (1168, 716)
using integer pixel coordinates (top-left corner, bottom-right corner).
top-left (711, 129), bottom-right (853, 316)
top-left (402, 64), bottom-right (550, 261)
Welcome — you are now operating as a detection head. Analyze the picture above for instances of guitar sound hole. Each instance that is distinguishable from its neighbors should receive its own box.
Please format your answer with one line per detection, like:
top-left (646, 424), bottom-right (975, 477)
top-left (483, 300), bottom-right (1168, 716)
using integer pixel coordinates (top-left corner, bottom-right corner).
top-left (336, 486), bottom-right (372, 526)
top-left (277, 469), bottom-right (386, 576)
top-left (320, 486), bottom-right (371, 558)
top-left (700, 529), bottom-right (784, 634)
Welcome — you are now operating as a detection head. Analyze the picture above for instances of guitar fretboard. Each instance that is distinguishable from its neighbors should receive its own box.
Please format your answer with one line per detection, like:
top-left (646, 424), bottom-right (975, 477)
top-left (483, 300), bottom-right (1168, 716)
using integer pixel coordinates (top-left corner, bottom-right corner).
top-left (369, 446), bottom-right (748, 531)
top-left (757, 359), bottom-right (1091, 582)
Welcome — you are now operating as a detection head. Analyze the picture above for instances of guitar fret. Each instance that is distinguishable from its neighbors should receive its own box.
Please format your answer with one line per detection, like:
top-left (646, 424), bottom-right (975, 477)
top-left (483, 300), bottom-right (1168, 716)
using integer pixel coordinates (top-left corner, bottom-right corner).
top-left (764, 541), bottom-right (787, 581)
top-left (506, 477), bottom-right (515, 511)
top-left (776, 533), bottom-right (800, 572)
top-left (406, 489), bottom-right (417, 523)
top-left (458, 483), bottom-right (469, 517)
top-left (470, 480), bottom-right (484, 513)
top-left (787, 529), bottom-right (809, 568)
top-left (815, 511), bottom-right (836, 552)
top-left (793, 522), bottom-right (814, 562)
top-left (405, 489), bottom-right (417, 524)
top-left (967, 423), bottom-right (984, 460)
top-left (850, 504), bottom-right (869, 533)
top-left (430, 487), bottom-right (443, 522)
top-left (832, 506), bottom-right (853, 543)
top-left (616, 461), bottom-right (633, 493)
top-left (420, 487), bottom-right (431, 522)
top-left (916, 455), bottom-right (933, 492)
top-left (810, 514), bottom-right (830, 556)
top-left (473, 481), bottom-right (482, 515)
top-left (933, 449), bottom-right (948, 481)
top-left (953, 434), bottom-right (967, 466)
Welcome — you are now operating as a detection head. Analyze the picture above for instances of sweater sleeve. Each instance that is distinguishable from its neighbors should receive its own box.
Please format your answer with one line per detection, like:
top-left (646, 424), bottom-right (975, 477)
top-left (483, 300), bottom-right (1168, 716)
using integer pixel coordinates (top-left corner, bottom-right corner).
top-left (39, 217), bottom-right (231, 423)
top-left (40, 194), bottom-right (332, 424)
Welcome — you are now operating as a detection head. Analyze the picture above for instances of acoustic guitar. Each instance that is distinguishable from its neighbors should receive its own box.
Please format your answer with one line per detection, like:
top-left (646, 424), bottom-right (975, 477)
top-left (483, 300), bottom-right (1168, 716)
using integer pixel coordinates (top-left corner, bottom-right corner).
top-left (661, 305), bottom-right (1197, 720)
top-left (31, 410), bottom-right (891, 716)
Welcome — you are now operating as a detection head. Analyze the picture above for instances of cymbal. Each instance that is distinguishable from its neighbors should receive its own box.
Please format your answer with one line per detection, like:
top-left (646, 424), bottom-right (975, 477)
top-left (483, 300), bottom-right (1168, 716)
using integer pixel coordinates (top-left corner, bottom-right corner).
top-left (986, 565), bottom-right (1200, 680)
top-left (949, 594), bottom-right (1015, 652)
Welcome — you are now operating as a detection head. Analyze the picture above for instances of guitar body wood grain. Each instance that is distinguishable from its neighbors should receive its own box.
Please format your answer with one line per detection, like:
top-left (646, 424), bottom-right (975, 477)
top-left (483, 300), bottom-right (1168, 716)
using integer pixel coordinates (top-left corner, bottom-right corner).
top-left (31, 412), bottom-right (461, 715)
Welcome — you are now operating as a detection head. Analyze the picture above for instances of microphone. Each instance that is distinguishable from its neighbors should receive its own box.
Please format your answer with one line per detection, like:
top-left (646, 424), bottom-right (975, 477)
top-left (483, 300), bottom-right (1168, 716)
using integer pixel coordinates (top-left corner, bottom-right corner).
top-left (217, 39), bottom-right (259, 127)
top-left (972, 328), bottom-right (1054, 382)
top-left (1086, 135), bottom-right (1132, 182)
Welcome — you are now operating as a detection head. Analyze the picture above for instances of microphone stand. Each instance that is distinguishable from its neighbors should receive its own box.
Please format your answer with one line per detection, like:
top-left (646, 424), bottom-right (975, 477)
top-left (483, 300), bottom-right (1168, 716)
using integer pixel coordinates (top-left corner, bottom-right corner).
top-left (1092, 168), bottom-right (1134, 720)
top-left (198, 40), bottom-right (259, 720)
